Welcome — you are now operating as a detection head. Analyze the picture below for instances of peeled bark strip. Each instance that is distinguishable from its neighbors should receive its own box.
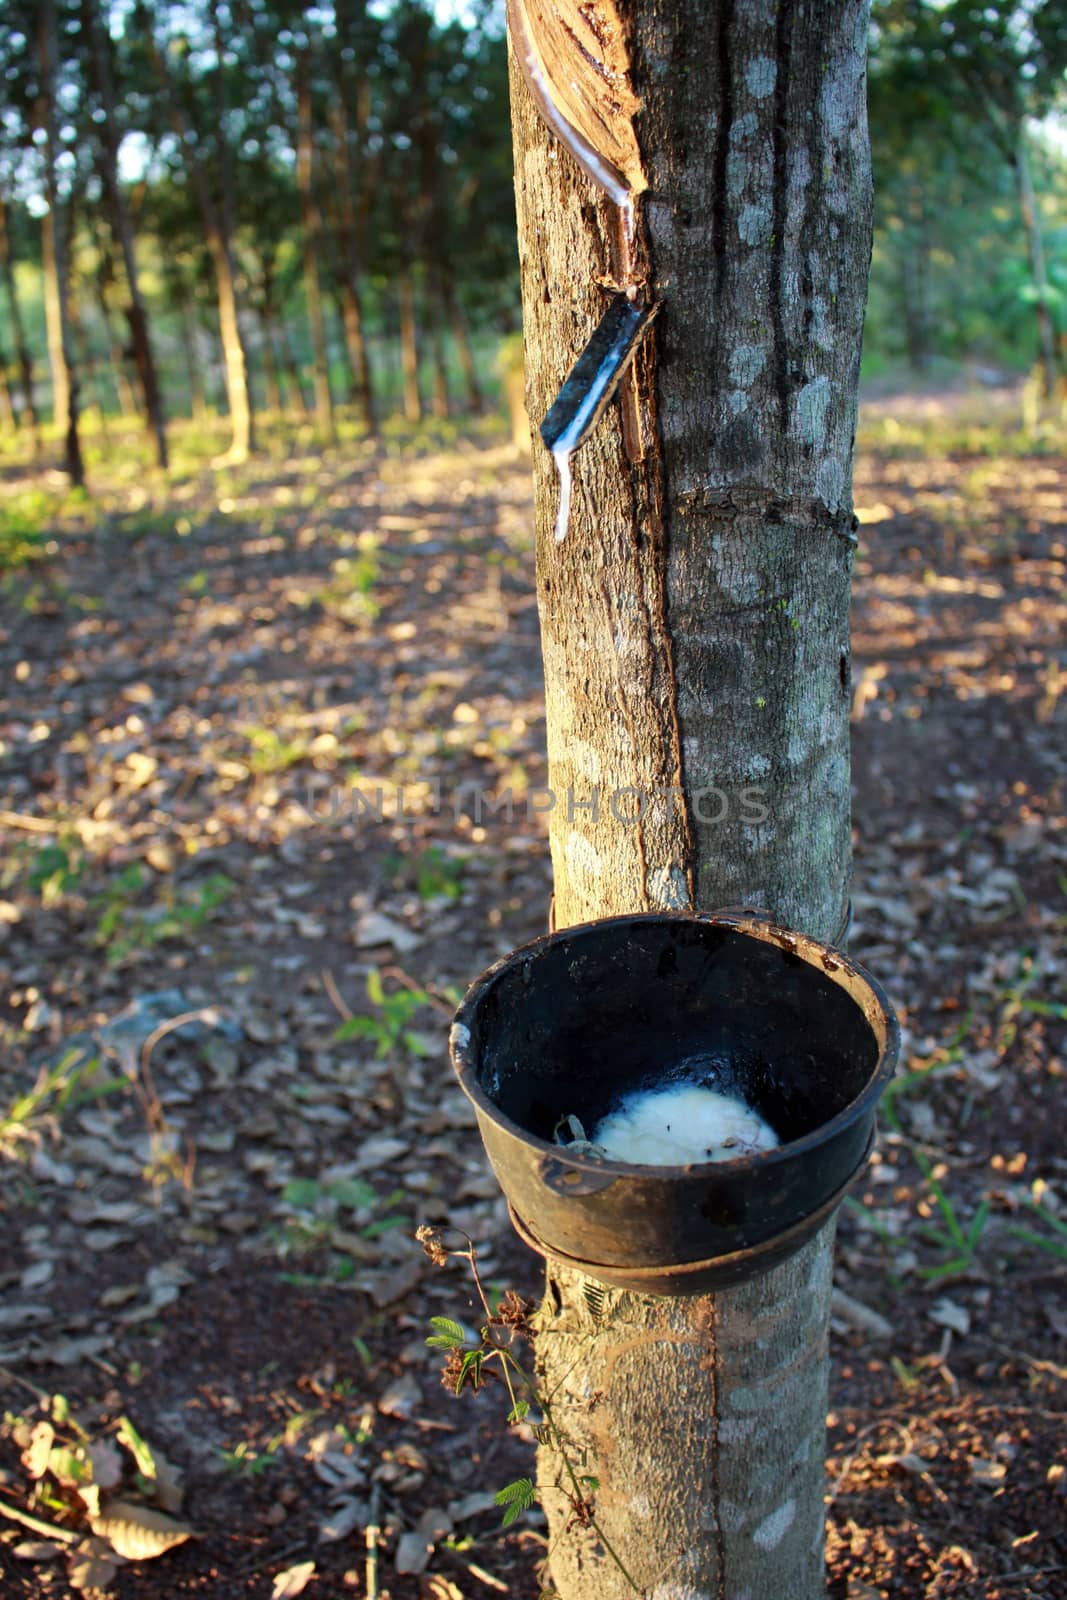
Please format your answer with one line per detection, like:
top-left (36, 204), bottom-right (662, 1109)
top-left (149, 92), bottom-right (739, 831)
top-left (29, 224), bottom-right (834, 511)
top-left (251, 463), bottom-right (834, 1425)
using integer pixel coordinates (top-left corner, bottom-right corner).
top-left (509, 2), bottom-right (873, 1595)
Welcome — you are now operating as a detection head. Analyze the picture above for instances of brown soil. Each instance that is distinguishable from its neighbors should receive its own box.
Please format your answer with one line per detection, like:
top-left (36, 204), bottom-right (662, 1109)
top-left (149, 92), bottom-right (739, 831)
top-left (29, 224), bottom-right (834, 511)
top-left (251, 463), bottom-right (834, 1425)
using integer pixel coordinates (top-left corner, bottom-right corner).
top-left (0, 396), bottom-right (1064, 1599)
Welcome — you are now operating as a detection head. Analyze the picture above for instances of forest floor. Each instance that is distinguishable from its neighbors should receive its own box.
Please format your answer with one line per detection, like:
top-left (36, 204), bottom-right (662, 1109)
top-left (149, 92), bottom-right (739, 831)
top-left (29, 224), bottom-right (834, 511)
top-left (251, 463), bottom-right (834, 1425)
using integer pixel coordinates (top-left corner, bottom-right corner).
top-left (0, 385), bottom-right (1064, 1600)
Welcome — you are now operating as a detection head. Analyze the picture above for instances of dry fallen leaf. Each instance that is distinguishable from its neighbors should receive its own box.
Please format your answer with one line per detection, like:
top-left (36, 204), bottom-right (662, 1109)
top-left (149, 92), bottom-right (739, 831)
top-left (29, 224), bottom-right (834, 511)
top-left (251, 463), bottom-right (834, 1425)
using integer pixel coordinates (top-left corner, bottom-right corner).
top-left (420, 1576), bottom-right (465, 1600)
top-left (271, 1559), bottom-right (317, 1598)
top-left (22, 1419), bottom-right (55, 1479)
top-left (12, 1538), bottom-right (65, 1561)
top-left (67, 1534), bottom-right (123, 1596)
top-left (89, 1501), bottom-right (195, 1560)
top-left (968, 1458), bottom-right (1008, 1487)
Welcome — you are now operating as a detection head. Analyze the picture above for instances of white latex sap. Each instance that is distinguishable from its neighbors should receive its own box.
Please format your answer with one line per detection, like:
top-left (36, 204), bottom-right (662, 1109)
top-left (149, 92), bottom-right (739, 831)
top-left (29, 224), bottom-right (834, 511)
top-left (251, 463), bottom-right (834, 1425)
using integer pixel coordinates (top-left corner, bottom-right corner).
top-left (592, 1083), bottom-right (779, 1166)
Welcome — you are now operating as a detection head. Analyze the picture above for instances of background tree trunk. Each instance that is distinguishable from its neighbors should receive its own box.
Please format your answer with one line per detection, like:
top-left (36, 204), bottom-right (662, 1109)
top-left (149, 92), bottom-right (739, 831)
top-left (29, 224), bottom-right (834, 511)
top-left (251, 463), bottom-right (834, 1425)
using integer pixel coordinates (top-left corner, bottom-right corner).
top-left (36, 0), bottom-right (84, 486)
top-left (1015, 125), bottom-right (1058, 398)
top-left (0, 197), bottom-right (40, 451)
top-left (442, 271), bottom-right (483, 414)
top-left (147, 11), bottom-right (255, 459)
top-left (297, 52), bottom-right (336, 442)
top-left (83, 0), bottom-right (168, 468)
top-left (399, 267), bottom-right (422, 423)
top-left (0, 343), bottom-right (17, 433)
top-left (327, 33), bottom-right (376, 430)
top-left (509, 1), bottom-right (873, 1594)
top-left (902, 179), bottom-right (932, 374)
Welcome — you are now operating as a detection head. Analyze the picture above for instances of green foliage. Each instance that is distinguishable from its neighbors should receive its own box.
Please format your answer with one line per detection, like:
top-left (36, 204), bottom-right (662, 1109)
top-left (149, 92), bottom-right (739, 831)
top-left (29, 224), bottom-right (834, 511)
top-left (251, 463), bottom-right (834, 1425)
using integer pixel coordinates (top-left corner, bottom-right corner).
top-left (92, 868), bottom-right (235, 964)
top-left (22, 836), bottom-right (84, 906)
top-left (426, 1316), bottom-right (471, 1351)
top-left (334, 968), bottom-right (435, 1058)
top-left (273, 1175), bottom-right (409, 1262)
top-left (494, 1477), bottom-right (536, 1527)
top-left (415, 846), bottom-right (466, 902)
top-left (0, 1049), bottom-right (127, 1160)
top-left (310, 552), bottom-right (382, 623)
top-left (242, 726), bottom-right (310, 774)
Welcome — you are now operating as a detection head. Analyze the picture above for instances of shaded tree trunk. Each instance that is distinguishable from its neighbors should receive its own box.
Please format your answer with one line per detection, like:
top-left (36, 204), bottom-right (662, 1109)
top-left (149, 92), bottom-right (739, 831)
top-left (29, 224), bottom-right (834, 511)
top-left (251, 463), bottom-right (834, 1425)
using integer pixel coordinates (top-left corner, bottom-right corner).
top-left (1015, 125), bottom-right (1058, 399)
top-left (327, 75), bottom-right (376, 427)
top-left (442, 272), bottom-right (483, 414)
top-left (0, 344), bottom-right (17, 434)
top-left (0, 198), bottom-right (40, 451)
top-left (257, 310), bottom-right (283, 414)
top-left (297, 53), bottom-right (335, 441)
top-left (82, 0), bottom-right (168, 467)
top-left (398, 268), bottom-right (422, 423)
top-left (36, 0), bottom-right (84, 486)
top-left (168, 267), bottom-right (207, 423)
top-left (509, 1), bottom-right (873, 1595)
top-left (902, 180), bottom-right (932, 374)
top-left (70, 297), bottom-right (111, 442)
top-left (146, 13), bottom-right (255, 459)
top-left (427, 273), bottom-right (451, 419)
top-left (92, 269), bottom-right (139, 418)
top-left (277, 307), bottom-right (310, 416)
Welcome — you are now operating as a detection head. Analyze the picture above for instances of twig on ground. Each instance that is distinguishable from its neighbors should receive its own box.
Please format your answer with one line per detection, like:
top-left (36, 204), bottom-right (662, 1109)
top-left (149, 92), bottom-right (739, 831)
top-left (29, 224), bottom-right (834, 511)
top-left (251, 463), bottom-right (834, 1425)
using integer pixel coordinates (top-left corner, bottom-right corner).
top-left (0, 1498), bottom-right (78, 1544)
top-left (831, 1287), bottom-right (894, 1341)
top-left (320, 970), bottom-right (353, 1022)
top-left (0, 811), bottom-right (59, 835)
top-left (365, 1485), bottom-right (381, 1600)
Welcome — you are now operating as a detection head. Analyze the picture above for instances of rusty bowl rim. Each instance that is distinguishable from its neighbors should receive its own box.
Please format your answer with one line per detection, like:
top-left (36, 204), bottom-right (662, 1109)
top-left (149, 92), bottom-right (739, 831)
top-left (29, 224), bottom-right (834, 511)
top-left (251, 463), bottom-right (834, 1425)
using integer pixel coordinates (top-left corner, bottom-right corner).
top-left (449, 909), bottom-right (900, 1178)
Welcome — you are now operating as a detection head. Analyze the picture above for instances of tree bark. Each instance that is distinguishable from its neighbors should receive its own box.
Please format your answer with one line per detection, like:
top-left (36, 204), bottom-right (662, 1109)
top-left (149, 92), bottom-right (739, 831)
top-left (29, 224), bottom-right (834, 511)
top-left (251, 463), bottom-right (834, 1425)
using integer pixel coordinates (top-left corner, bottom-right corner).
top-left (36, 0), bottom-right (84, 486)
top-left (1015, 124), bottom-right (1058, 399)
top-left (82, 0), bottom-right (168, 467)
top-left (0, 198), bottom-right (40, 450)
top-left (297, 53), bottom-right (336, 441)
top-left (509, 2), bottom-right (873, 1595)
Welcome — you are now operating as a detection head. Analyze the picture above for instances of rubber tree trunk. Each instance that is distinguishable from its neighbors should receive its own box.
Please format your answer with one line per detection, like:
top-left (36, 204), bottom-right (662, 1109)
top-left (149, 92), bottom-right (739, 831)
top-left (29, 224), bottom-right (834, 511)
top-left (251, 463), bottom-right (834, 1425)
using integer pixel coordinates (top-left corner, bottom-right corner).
top-left (508, 2), bottom-right (873, 1596)
top-left (297, 54), bottom-right (336, 442)
top-left (37, 0), bottom-right (84, 487)
top-left (208, 228), bottom-right (255, 458)
top-left (82, 0), bottom-right (168, 468)
top-left (1015, 125), bottom-right (1058, 399)
top-left (0, 198), bottom-right (40, 451)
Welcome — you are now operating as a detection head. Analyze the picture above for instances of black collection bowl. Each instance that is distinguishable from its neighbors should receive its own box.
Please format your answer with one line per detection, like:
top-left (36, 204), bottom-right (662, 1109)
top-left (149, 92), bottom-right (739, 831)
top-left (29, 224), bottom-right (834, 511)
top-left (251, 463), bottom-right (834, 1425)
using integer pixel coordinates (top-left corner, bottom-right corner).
top-left (449, 911), bottom-right (899, 1294)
